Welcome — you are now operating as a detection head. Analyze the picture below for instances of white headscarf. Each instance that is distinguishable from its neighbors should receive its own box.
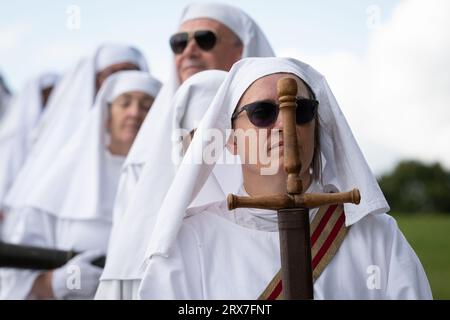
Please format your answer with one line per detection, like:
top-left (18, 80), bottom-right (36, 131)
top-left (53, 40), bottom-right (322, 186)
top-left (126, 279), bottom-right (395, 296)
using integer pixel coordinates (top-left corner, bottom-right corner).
top-left (4, 44), bottom-right (148, 211)
top-left (0, 73), bottom-right (60, 207)
top-left (18, 71), bottom-right (161, 222)
top-left (142, 57), bottom-right (390, 265)
top-left (179, 2), bottom-right (275, 58)
top-left (101, 70), bottom-right (243, 280)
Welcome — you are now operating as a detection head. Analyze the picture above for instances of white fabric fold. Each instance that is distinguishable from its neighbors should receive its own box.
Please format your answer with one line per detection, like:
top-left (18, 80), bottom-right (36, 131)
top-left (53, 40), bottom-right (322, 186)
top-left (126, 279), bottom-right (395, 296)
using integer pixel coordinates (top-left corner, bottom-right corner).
top-left (95, 44), bottom-right (148, 72)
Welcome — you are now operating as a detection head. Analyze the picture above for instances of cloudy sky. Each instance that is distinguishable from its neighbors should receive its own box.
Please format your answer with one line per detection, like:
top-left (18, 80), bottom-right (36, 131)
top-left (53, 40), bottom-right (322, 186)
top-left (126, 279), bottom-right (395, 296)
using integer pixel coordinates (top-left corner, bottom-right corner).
top-left (1, 0), bottom-right (448, 175)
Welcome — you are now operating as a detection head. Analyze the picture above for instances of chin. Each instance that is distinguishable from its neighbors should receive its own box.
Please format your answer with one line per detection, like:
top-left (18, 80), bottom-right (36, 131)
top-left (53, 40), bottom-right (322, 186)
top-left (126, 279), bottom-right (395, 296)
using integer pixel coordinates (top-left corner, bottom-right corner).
top-left (123, 128), bottom-right (138, 136)
top-left (256, 158), bottom-right (284, 176)
top-left (121, 133), bottom-right (137, 144)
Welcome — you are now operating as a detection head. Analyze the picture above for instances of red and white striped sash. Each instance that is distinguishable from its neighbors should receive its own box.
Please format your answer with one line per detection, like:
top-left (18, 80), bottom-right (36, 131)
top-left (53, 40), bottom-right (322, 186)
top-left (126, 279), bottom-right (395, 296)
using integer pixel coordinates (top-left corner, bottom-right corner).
top-left (259, 204), bottom-right (348, 300)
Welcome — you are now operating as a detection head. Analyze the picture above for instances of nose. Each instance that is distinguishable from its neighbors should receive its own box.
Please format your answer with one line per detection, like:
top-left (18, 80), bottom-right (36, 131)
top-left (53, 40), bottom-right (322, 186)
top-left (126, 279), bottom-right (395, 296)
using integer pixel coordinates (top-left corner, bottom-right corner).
top-left (128, 101), bottom-right (141, 118)
top-left (182, 37), bottom-right (201, 57)
top-left (272, 110), bottom-right (284, 130)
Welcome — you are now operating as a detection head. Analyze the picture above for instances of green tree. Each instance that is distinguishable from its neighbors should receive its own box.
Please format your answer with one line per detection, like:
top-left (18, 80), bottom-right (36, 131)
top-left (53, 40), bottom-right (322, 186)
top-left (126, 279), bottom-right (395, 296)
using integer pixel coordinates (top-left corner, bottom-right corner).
top-left (378, 160), bottom-right (450, 213)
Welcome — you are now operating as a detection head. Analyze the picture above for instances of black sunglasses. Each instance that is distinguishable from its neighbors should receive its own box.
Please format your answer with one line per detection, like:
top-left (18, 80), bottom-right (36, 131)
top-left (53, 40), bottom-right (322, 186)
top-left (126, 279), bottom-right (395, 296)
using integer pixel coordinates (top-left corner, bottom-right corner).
top-left (231, 97), bottom-right (318, 128)
top-left (169, 30), bottom-right (217, 54)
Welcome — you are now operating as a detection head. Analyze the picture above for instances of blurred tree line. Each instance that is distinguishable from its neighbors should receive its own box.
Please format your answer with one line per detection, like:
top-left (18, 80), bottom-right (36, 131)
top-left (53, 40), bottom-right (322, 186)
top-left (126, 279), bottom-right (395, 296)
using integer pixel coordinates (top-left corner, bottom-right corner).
top-left (378, 160), bottom-right (450, 213)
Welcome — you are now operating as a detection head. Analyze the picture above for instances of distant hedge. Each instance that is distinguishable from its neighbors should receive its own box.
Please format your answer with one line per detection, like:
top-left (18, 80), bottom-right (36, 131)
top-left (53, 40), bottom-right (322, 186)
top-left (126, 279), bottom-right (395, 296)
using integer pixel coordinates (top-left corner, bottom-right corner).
top-left (378, 160), bottom-right (450, 213)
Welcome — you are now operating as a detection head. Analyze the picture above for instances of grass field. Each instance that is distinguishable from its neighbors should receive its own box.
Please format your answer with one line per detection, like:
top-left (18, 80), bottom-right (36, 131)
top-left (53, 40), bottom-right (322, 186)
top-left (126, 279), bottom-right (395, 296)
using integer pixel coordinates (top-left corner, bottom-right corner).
top-left (392, 213), bottom-right (450, 300)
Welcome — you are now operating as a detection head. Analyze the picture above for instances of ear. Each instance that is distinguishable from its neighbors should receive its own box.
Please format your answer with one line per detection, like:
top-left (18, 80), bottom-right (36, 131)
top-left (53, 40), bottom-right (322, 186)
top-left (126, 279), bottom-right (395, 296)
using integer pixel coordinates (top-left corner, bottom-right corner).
top-left (226, 130), bottom-right (238, 155)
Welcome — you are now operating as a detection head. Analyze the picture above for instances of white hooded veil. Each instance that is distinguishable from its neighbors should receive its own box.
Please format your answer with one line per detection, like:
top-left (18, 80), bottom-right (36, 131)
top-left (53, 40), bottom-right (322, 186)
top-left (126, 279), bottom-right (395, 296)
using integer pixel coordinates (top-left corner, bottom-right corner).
top-left (140, 57), bottom-right (390, 267)
top-left (4, 44), bottom-right (149, 212)
top-left (179, 2), bottom-right (274, 58)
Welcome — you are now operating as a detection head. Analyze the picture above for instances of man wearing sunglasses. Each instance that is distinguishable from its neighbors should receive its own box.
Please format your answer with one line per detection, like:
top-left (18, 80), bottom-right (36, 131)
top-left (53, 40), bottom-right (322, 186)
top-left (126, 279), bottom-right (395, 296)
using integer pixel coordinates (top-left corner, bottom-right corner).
top-left (97, 3), bottom-right (275, 300)
top-left (171, 3), bottom-right (275, 83)
top-left (171, 21), bottom-right (243, 83)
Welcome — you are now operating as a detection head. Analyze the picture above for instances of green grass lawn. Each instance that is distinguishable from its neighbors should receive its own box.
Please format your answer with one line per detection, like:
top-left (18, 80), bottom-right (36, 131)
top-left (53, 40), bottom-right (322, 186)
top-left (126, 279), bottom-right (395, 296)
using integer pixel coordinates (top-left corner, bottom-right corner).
top-left (391, 213), bottom-right (450, 300)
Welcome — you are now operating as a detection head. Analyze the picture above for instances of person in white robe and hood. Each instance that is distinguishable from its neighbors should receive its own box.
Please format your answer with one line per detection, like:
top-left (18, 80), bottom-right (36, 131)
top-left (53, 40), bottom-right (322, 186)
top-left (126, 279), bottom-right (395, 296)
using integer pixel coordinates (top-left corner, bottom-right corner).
top-left (95, 2), bottom-right (275, 299)
top-left (3, 44), bottom-right (148, 219)
top-left (137, 57), bottom-right (432, 300)
top-left (0, 70), bottom-right (162, 300)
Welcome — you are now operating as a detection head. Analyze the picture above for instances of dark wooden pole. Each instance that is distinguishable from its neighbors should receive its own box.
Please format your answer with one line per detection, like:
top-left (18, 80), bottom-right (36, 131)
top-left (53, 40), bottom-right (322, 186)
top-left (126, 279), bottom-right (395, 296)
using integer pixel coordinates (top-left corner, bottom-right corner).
top-left (277, 78), bottom-right (311, 299)
top-left (278, 208), bottom-right (313, 299)
top-left (0, 242), bottom-right (105, 269)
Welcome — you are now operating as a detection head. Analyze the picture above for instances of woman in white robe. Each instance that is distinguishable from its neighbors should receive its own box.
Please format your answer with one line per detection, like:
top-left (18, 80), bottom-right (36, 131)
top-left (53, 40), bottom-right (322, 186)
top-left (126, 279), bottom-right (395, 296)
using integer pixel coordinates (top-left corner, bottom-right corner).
top-left (137, 57), bottom-right (432, 300)
top-left (0, 70), bottom-right (161, 299)
top-left (3, 44), bottom-right (148, 218)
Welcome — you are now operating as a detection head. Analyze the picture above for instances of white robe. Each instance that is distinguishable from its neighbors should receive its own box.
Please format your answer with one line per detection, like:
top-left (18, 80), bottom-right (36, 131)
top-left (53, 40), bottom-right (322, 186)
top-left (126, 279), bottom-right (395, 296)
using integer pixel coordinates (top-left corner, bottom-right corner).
top-left (0, 151), bottom-right (124, 299)
top-left (138, 200), bottom-right (432, 300)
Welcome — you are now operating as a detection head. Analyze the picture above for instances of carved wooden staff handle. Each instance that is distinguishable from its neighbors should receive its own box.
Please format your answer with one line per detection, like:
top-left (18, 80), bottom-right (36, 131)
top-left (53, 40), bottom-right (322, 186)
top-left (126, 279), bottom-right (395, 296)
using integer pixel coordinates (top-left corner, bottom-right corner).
top-left (227, 189), bottom-right (360, 211)
top-left (278, 77), bottom-right (303, 195)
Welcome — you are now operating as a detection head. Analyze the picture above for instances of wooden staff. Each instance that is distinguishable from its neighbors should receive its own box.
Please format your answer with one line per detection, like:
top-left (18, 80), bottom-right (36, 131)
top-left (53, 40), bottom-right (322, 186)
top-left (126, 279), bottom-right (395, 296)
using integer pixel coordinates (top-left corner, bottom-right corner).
top-left (228, 77), bottom-right (360, 299)
top-left (0, 242), bottom-right (105, 269)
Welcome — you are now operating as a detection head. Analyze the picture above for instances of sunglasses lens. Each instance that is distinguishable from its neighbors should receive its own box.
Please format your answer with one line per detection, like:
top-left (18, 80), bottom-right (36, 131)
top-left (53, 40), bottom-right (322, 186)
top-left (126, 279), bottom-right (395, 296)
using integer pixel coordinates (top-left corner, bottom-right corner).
top-left (238, 99), bottom-right (317, 128)
top-left (296, 99), bottom-right (318, 124)
top-left (170, 33), bottom-right (188, 54)
top-left (194, 30), bottom-right (217, 51)
top-left (248, 102), bottom-right (279, 127)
